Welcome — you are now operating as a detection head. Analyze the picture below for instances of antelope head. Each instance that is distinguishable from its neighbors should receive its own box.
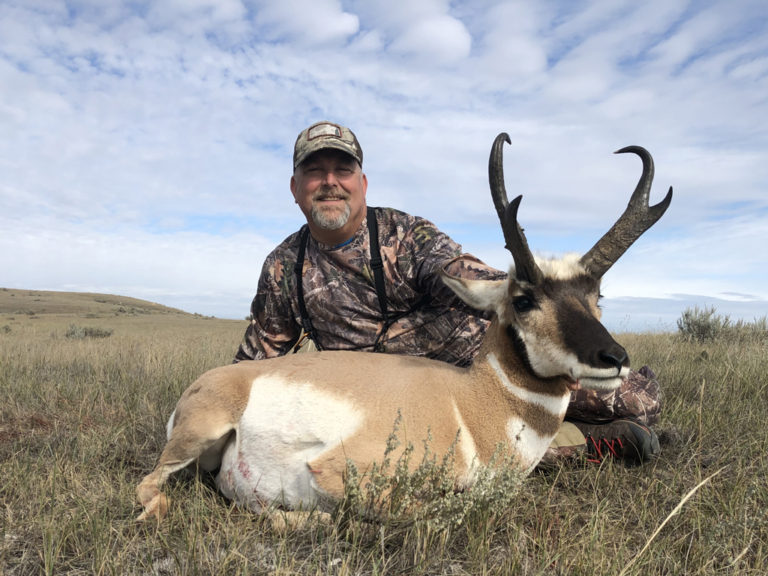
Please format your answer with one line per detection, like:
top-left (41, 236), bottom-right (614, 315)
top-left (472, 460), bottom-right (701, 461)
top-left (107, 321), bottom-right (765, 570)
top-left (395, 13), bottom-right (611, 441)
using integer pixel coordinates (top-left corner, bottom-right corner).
top-left (447, 134), bottom-right (672, 391)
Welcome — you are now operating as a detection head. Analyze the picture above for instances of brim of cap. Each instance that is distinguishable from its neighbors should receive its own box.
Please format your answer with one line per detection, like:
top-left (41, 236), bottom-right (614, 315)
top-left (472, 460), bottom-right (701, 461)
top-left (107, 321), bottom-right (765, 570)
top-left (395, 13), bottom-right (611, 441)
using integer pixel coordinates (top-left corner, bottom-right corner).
top-left (294, 141), bottom-right (361, 168)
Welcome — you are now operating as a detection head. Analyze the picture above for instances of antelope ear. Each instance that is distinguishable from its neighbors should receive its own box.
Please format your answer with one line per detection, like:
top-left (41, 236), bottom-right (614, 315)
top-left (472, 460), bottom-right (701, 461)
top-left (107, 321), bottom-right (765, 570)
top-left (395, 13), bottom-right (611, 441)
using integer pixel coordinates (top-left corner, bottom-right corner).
top-left (440, 271), bottom-right (508, 313)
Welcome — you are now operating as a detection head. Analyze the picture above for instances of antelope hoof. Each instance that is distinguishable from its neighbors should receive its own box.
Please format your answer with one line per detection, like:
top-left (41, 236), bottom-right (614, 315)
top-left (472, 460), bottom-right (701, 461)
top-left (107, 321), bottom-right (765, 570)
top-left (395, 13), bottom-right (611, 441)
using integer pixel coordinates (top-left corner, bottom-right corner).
top-left (136, 491), bottom-right (169, 522)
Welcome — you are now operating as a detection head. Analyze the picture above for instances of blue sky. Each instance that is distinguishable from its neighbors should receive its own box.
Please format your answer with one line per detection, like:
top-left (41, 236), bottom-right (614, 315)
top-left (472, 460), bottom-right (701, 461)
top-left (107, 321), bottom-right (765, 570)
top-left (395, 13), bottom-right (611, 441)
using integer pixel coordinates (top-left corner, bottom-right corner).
top-left (1, 0), bottom-right (766, 331)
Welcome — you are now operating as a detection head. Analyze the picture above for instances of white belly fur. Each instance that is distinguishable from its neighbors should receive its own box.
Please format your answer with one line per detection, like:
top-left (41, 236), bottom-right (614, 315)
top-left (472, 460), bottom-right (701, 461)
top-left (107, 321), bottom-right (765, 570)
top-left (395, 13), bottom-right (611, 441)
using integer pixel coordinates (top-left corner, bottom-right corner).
top-left (215, 375), bottom-right (364, 511)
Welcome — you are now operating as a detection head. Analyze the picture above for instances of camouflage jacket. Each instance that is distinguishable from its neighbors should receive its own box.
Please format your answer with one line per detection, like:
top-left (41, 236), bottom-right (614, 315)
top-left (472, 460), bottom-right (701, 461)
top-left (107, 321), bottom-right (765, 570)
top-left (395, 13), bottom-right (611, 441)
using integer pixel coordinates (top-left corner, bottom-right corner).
top-left (234, 207), bottom-right (507, 366)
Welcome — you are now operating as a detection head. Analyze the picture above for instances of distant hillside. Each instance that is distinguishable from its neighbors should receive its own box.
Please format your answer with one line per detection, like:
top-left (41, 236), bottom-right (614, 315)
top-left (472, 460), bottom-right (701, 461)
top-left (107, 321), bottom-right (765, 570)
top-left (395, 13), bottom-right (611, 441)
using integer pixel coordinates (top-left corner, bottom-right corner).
top-left (0, 288), bottom-right (192, 317)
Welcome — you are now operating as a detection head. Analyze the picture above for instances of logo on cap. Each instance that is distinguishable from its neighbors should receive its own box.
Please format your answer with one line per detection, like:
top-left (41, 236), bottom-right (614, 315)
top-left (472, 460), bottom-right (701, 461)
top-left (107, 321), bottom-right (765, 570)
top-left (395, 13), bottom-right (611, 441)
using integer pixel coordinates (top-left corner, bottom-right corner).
top-left (307, 123), bottom-right (342, 140)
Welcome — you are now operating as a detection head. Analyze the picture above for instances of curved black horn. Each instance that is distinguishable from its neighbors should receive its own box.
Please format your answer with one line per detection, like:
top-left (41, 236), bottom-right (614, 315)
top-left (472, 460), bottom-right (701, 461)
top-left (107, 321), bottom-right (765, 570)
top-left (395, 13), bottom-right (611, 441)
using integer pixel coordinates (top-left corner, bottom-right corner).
top-left (489, 133), bottom-right (542, 285)
top-left (489, 133), bottom-right (511, 222)
top-left (580, 146), bottom-right (673, 278)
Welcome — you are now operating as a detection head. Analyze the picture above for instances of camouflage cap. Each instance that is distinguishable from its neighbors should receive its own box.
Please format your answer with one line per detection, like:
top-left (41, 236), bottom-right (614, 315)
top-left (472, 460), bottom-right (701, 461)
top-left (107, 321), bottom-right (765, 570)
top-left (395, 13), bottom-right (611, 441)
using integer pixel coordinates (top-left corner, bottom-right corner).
top-left (293, 121), bottom-right (363, 169)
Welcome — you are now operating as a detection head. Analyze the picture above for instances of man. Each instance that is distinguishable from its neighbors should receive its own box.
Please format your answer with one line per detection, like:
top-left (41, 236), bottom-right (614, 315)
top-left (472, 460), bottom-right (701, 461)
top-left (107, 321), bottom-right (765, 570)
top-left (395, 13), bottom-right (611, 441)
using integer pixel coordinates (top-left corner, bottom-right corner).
top-left (235, 121), bottom-right (661, 465)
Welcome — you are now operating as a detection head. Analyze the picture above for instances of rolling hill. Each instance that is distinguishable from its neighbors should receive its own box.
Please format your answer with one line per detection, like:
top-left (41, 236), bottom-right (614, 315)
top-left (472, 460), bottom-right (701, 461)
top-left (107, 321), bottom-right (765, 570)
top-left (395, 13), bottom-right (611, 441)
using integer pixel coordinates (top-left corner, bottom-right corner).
top-left (0, 287), bottom-right (193, 317)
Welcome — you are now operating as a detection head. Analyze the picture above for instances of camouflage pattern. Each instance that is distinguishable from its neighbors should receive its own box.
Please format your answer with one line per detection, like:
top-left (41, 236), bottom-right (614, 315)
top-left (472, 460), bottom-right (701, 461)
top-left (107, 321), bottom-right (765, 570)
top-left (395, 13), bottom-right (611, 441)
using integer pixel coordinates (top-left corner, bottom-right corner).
top-left (565, 365), bottom-right (662, 426)
top-left (235, 207), bottom-right (661, 425)
top-left (293, 121), bottom-right (363, 169)
top-left (235, 207), bottom-right (506, 366)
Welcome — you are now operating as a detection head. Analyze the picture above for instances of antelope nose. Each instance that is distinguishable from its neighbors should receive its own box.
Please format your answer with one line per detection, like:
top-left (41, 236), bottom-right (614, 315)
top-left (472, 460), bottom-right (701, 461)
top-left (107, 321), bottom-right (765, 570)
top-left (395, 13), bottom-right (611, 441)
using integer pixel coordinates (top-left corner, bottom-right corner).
top-left (599, 349), bottom-right (628, 375)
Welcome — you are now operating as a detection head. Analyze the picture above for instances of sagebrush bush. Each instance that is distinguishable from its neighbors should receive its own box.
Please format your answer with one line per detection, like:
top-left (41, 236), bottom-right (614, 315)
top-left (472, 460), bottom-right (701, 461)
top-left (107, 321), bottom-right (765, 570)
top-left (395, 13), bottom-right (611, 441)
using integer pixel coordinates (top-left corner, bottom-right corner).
top-left (676, 305), bottom-right (767, 343)
top-left (64, 323), bottom-right (114, 339)
top-left (332, 412), bottom-right (525, 569)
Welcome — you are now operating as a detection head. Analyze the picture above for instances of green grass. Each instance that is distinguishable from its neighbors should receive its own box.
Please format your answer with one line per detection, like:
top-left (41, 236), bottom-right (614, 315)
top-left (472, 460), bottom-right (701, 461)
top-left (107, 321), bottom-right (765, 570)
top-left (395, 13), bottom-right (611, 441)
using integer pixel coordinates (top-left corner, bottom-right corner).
top-left (1, 296), bottom-right (766, 574)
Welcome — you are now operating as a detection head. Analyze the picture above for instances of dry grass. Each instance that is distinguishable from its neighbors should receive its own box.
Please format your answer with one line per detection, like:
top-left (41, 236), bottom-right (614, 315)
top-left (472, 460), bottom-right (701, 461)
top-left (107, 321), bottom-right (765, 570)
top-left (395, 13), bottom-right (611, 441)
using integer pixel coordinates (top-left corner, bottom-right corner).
top-left (1, 293), bottom-right (766, 575)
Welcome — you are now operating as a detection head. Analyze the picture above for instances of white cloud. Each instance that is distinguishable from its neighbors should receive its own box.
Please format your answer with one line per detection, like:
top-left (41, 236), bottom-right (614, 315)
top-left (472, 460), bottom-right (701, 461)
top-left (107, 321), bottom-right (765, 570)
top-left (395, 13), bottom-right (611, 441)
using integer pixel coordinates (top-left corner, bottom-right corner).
top-left (388, 15), bottom-right (472, 63)
top-left (475, 1), bottom-right (548, 78)
top-left (347, 0), bottom-right (473, 63)
top-left (249, 0), bottom-right (359, 45)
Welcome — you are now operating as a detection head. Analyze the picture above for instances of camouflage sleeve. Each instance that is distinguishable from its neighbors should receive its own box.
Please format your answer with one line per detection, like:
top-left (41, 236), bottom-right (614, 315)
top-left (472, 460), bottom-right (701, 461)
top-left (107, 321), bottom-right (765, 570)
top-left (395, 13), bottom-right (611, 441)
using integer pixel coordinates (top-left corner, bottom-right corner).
top-left (233, 250), bottom-right (301, 362)
top-left (404, 218), bottom-right (507, 307)
top-left (442, 254), bottom-right (508, 285)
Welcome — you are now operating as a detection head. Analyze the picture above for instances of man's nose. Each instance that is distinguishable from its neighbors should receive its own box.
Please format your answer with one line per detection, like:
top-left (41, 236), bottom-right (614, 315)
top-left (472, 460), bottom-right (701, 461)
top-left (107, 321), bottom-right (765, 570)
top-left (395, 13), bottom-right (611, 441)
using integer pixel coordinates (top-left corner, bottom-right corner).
top-left (321, 170), bottom-right (338, 185)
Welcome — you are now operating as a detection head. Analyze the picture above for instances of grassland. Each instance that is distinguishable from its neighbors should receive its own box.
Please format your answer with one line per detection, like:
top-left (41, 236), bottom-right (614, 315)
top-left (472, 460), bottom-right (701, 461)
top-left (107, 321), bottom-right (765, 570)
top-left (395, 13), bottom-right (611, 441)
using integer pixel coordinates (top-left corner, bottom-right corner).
top-left (1, 288), bottom-right (766, 575)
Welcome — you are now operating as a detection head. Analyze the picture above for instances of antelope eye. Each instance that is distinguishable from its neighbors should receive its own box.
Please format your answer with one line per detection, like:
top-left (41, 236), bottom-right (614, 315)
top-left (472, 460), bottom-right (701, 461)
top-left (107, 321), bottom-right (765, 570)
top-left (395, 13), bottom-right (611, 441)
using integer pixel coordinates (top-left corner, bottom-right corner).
top-left (513, 295), bottom-right (535, 313)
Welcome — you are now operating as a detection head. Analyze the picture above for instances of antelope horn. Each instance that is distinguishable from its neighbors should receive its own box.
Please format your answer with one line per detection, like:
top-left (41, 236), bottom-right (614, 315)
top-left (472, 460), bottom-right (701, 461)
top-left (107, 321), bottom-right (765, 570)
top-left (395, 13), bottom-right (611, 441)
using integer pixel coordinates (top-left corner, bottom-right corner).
top-left (489, 133), bottom-right (542, 285)
top-left (580, 146), bottom-right (673, 278)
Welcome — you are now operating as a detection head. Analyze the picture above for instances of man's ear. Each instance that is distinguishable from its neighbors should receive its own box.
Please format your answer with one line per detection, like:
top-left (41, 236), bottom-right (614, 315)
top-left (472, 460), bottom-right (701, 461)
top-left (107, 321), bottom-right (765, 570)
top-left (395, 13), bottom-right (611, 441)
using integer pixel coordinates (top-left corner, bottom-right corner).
top-left (290, 175), bottom-right (298, 203)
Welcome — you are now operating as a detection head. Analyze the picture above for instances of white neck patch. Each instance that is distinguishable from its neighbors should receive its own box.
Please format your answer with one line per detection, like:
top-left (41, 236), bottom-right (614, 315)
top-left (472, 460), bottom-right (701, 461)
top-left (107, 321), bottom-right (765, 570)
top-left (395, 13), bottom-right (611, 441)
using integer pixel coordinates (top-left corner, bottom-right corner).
top-left (486, 353), bottom-right (570, 418)
top-left (506, 416), bottom-right (555, 472)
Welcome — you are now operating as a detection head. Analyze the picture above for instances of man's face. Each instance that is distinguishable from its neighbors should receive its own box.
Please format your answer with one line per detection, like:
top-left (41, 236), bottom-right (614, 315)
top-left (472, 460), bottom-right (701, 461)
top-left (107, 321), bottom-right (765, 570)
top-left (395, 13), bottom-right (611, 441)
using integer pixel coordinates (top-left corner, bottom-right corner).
top-left (291, 149), bottom-right (367, 242)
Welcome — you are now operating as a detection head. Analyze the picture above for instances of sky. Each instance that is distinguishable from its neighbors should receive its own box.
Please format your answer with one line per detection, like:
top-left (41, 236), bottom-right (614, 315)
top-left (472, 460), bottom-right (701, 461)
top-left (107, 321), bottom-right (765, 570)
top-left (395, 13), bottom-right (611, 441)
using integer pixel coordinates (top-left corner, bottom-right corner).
top-left (1, 0), bottom-right (767, 332)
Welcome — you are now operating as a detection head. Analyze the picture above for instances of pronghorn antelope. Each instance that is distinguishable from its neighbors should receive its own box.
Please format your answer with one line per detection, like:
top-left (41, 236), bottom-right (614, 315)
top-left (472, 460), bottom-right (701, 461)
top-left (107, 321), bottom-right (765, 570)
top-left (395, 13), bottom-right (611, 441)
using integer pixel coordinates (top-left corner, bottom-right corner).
top-left (136, 133), bottom-right (672, 523)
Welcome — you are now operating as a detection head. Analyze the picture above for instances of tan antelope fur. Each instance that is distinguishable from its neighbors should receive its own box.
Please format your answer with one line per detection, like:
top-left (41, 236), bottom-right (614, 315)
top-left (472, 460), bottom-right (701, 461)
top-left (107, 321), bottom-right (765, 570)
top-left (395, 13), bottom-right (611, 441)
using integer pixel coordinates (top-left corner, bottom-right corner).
top-left (136, 133), bottom-right (672, 523)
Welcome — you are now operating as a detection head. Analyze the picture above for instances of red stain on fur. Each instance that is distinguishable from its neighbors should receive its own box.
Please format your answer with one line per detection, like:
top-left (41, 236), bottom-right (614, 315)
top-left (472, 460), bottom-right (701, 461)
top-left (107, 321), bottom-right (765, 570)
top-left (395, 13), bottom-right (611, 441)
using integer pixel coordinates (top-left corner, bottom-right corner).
top-left (237, 459), bottom-right (252, 480)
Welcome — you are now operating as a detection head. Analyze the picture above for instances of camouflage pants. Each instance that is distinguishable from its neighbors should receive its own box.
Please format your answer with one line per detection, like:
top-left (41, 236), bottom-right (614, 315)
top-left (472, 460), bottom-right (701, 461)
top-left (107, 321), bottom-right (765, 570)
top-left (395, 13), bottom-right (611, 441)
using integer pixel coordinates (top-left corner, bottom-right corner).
top-left (566, 365), bottom-right (661, 426)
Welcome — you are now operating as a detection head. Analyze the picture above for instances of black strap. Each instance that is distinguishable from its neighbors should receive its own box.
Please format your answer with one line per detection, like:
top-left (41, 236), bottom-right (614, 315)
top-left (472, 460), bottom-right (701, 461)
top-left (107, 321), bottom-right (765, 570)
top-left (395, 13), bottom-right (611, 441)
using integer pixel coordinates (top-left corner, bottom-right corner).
top-left (367, 207), bottom-right (431, 352)
top-left (367, 206), bottom-right (388, 323)
top-left (294, 225), bottom-right (322, 350)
